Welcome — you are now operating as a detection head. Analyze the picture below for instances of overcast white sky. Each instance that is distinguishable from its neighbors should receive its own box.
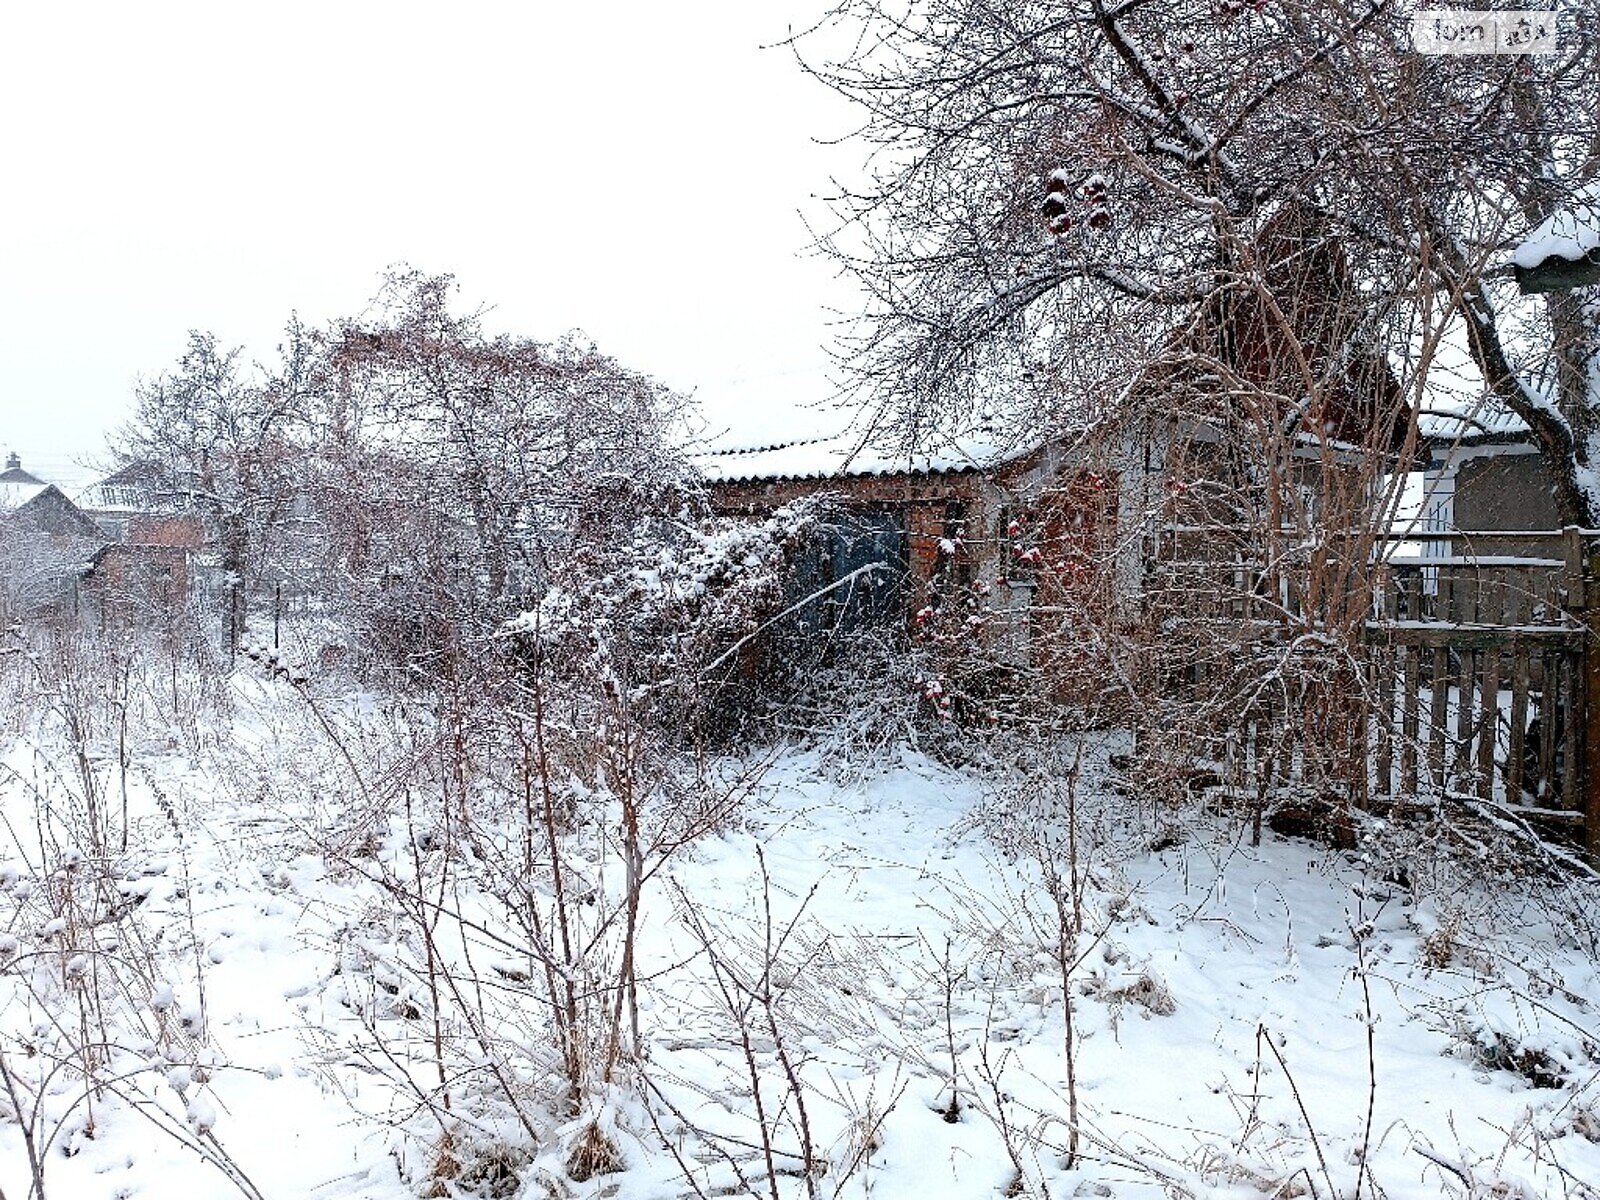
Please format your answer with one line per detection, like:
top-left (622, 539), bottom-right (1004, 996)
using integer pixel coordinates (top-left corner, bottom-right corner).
top-left (0, 0), bottom-right (863, 489)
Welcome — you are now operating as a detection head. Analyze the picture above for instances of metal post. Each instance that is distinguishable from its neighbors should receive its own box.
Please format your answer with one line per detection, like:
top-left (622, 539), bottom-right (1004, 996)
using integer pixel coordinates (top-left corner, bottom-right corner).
top-left (1585, 549), bottom-right (1600, 858)
top-left (227, 579), bottom-right (240, 666)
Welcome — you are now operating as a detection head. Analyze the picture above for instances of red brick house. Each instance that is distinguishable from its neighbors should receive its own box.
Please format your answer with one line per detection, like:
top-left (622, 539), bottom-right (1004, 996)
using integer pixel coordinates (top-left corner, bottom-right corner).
top-left (697, 430), bottom-right (1126, 675)
top-left (78, 461), bottom-right (209, 622)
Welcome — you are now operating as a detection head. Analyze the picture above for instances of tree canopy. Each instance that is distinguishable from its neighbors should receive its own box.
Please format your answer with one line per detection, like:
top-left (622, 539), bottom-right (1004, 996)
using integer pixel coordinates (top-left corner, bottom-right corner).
top-left (805, 0), bottom-right (1600, 519)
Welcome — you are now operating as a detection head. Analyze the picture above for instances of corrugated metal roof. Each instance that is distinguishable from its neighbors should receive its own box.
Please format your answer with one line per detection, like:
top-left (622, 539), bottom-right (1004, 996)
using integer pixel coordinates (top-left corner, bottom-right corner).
top-left (694, 431), bottom-right (1028, 484)
top-left (1418, 400), bottom-right (1531, 445)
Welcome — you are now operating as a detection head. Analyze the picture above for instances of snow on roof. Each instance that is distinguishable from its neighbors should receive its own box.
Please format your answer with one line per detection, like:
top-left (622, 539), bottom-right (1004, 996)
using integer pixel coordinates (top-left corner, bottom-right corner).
top-left (1513, 183), bottom-right (1600, 270)
top-left (76, 478), bottom-right (155, 514)
top-left (693, 430), bottom-right (1028, 484)
top-left (76, 461), bottom-right (196, 515)
top-left (0, 461), bottom-right (44, 487)
top-left (1418, 399), bottom-right (1530, 445)
top-left (0, 480), bottom-right (50, 512)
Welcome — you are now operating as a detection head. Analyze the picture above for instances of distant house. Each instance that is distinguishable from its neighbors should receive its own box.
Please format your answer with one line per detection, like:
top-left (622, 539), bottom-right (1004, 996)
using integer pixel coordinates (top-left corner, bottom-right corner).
top-left (1409, 183), bottom-right (1598, 585)
top-left (0, 453), bottom-right (104, 620)
top-left (78, 460), bottom-right (209, 550)
top-left (0, 453), bottom-right (103, 540)
top-left (1418, 407), bottom-right (1557, 535)
top-left (78, 461), bottom-right (209, 621)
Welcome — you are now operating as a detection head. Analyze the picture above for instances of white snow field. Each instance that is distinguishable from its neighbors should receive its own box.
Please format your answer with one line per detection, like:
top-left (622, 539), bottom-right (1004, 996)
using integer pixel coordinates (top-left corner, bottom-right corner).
top-left (2, 668), bottom-right (1598, 1200)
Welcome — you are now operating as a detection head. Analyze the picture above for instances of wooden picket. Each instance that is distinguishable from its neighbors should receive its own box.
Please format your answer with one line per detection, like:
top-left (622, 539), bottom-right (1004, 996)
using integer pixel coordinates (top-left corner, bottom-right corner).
top-left (1144, 526), bottom-right (1599, 850)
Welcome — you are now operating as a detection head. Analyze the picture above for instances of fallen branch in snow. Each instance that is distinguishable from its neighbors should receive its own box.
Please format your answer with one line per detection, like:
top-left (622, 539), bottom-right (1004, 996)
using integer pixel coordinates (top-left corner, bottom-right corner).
top-left (1411, 1143), bottom-right (1473, 1187)
top-left (1453, 792), bottom-right (1600, 886)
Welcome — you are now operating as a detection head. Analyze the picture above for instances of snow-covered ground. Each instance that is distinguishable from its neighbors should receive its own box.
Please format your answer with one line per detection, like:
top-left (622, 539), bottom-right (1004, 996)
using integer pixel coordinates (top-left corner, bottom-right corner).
top-left (2, 667), bottom-right (1598, 1200)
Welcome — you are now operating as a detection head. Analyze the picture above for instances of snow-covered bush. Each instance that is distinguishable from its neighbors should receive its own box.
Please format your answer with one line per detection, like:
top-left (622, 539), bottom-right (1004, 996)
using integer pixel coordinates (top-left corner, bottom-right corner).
top-left (507, 492), bottom-right (824, 748)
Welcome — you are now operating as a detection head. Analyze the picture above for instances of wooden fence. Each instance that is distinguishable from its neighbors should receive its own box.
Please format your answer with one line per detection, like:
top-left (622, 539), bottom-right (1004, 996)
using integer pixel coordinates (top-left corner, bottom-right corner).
top-left (1371, 530), bottom-right (1589, 813)
top-left (1143, 526), bottom-right (1600, 852)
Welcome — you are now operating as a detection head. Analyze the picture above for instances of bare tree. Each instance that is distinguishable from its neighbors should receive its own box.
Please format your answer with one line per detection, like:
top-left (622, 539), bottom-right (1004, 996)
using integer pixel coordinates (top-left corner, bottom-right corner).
top-left (802, 0), bottom-right (1600, 520)
top-left (292, 270), bottom-right (702, 678)
top-left (118, 327), bottom-right (314, 644)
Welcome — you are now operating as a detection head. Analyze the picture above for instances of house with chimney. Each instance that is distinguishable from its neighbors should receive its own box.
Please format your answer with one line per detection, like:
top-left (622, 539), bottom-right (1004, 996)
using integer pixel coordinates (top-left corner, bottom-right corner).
top-left (0, 453), bottom-right (104, 621)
